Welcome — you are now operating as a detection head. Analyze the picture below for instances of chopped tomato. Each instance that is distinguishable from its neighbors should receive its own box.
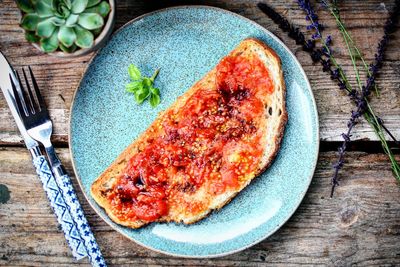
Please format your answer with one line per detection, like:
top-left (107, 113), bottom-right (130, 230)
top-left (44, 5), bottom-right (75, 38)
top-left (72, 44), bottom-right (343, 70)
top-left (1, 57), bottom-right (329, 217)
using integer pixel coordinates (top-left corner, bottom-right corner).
top-left (216, 55), bottom-right (273, 95)
top-left (108, 54), bottom-right (272, 222)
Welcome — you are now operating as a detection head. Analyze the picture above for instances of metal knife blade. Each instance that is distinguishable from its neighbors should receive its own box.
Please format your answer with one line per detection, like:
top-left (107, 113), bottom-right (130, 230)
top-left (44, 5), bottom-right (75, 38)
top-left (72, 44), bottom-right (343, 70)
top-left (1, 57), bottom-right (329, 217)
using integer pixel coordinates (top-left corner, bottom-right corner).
top-left (0, 51), bottom-right (38, 150)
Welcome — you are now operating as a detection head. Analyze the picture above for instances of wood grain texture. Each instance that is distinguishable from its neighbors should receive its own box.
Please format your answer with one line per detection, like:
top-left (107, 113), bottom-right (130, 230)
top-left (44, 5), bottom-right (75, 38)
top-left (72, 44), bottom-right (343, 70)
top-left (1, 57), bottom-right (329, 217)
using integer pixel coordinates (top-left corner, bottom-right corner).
top-left (0, 0), bottom-right (399, 266)
top-left (0, 147), bottom-right (399, 266)
top-left (0, 0), bottom-right (400, 145)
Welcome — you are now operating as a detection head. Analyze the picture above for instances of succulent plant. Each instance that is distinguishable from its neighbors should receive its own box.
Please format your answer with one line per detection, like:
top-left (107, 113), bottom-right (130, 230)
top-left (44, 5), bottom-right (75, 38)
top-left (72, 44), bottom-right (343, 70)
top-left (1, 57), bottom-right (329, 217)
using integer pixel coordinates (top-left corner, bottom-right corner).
top-left (17, 0), bottom-right (111, 53)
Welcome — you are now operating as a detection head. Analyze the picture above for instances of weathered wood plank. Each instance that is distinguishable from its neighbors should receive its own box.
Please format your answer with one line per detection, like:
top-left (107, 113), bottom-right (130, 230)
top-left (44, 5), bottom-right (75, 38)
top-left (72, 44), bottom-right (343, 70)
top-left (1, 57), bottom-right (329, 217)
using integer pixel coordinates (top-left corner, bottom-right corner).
top-left (0, 0), bottom-right (399, 145)
top-left (0, 147), bottom-right (399, 266)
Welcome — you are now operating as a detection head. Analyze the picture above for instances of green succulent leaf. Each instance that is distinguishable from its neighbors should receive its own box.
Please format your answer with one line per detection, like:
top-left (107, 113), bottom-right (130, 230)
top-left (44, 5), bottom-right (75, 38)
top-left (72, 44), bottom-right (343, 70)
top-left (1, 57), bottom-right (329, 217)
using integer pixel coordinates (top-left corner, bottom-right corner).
top-left (59, 42), bottom-right (77, 53)
top-left (25, 31), bottom-right (40, 43)
top-left (35, 1), bottom-right (54, 18)
top-left (128, 64), bottom-right (141, 81)
top-left (43, 0), bottom-right (53, 7)
top-left (97, 1), bottom-right (111, 17)
top-left (20, 13), bottom-right (41, 31)
top-left (58, 25), bottom-right (76, 47)
top-left (63, 0), bottom-right (72, 9)
top-left (51, 0), bottom-right (70, 17)
top-left (85, 1), bottom-right (110, 17)
top-left (87, 0), bottom-right (100, 8)
top-left (36, 17), bottom-right (56, 38)
top-left (40, 29), bottom-right (59, 53)
top-left (74, 25), bottom-right (94, 48)
top-left (60, 5), bottom-right (71, 18)
top-left (51, 17), bottom-right (66, 26)
top-left (65, 14), bottom-right (79, 26)
top-left (78, 13), bottom-right (103, 30)
top-left (149, 92), bottom-right (160, 107)
top-left (91, 27), bottom-right (102, 36)
top-left (16, 0), bottom-right (35, 13)
top-left (71, 0), bottom-right (88, 14)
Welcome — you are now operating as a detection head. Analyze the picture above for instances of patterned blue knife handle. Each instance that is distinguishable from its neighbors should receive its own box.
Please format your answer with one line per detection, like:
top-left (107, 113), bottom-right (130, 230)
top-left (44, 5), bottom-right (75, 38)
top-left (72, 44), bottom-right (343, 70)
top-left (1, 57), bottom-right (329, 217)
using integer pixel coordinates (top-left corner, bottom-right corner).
top-left (54, 172), bottom-right (106, 267)
top-left (32, 155), bottom-right (88, 260)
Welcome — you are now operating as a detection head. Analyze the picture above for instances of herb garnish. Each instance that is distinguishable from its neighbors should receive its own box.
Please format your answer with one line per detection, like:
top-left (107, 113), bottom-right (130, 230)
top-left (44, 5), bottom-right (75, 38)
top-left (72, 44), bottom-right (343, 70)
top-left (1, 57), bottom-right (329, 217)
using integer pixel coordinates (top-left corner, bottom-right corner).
top-left (125, 64), bottom-right (161, 107)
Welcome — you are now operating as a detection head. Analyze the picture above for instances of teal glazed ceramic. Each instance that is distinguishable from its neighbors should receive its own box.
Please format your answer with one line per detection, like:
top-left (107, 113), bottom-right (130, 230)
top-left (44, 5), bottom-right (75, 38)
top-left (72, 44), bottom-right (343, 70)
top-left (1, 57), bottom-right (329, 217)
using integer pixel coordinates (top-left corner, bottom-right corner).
top-left (70, 6), bottom-right (319, 258)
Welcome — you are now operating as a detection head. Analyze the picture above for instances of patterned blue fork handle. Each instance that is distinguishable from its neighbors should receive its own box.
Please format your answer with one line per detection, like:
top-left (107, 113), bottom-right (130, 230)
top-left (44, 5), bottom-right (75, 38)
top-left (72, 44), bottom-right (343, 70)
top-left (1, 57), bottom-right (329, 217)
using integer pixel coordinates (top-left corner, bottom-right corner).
top-left (55, 172), bottom-right (106, 267)
top-left (32, 155), bottom-right (88, 260)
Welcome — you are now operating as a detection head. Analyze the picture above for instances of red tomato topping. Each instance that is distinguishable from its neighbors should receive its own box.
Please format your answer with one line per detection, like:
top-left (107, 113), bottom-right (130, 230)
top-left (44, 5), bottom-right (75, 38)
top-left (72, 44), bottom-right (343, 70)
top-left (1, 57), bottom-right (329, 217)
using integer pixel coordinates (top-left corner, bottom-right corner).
top-left (108, 55), bottom-right (273, 222)
top-left (216, 55), bottom-right (273, 96)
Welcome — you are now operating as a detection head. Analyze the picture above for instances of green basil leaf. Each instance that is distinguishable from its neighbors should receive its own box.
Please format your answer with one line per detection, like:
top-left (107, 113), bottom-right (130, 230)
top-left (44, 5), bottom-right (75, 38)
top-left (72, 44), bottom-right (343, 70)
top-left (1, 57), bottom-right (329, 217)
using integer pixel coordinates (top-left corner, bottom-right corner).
top-left (16, 0), bottom-right (35, 13)
top-left (40, 28), bottom-right (59, 52)
top-left (78, 13), bottom-right (104, 30)
top-left (35, 0), bottom-right (54, 18)
top-left (74, 25), bottom-right (94, 48)
top-left (87, 0), bottom-right (100, 8)
top-left (134, 86), bottom-right (150, 104)
top-left (71, 0), bottom-right (88, 13)
top-left (128, 64), bottom-right (141, 81)
top-left (58, 25), bottom-right (76, 47)
top-left (125, 81), bottom-right (142, 93)
top-left (150, 87), bottom-right (160, 95)
top-left (149, 93), bottom-right (160, 107)
top-left (142, 77), bottom-right (152, 88)
top-left (36, 17), bottom-right (56, 38)
top-left (20, 13), bottom-right (41, 31)
top-left (123, 65), bottom-right (162, 107)
top-left (25, 31), bottom-right (40, 43)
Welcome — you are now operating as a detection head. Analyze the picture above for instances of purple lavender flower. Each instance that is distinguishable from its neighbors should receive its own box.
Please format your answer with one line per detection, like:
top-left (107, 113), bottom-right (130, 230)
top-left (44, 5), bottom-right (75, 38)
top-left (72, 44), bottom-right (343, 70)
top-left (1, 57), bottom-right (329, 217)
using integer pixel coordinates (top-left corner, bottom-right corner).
top-left (330, 0), bottom-right (400, 196)
top-left (331, 69), bottom-right (339, 79)
top-left (325, 35), bottom-right (332, 45)
top-left (298, 0), bottom-right (324, 38)
top-left (259, 0), bottom-right (399, 196)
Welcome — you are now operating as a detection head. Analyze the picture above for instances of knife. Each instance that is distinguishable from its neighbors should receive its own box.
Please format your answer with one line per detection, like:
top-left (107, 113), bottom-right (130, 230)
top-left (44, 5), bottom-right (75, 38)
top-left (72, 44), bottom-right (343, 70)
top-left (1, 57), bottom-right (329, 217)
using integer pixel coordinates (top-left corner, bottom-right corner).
top-left (0, 51), bottom-right (88, 260)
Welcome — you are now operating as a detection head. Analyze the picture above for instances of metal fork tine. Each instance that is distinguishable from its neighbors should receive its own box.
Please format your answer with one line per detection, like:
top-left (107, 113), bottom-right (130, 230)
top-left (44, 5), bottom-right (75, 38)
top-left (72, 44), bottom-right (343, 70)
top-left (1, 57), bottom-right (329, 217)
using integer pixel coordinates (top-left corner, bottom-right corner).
top-left (15, 70), bottom-right (31, 116)
top-left (22, 68), bottom-right (36, 115)
top-left (28, 66), bottom-right (46, 112)
top-left (9, 73), bottom-right (27, 117)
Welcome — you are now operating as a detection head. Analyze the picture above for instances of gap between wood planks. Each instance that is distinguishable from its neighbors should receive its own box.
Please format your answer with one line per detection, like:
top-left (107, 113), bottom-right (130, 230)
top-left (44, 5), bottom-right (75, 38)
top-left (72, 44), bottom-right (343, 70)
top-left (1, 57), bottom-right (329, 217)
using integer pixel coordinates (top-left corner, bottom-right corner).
top-left (1, 140), bottom-right (399, 154)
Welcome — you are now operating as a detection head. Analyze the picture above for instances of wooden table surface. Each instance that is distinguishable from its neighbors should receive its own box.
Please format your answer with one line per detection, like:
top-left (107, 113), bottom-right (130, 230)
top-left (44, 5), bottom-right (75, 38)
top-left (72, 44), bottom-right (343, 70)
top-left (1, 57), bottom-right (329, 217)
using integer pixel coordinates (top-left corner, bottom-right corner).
top-left (1, 0), bottom-right (399, 266)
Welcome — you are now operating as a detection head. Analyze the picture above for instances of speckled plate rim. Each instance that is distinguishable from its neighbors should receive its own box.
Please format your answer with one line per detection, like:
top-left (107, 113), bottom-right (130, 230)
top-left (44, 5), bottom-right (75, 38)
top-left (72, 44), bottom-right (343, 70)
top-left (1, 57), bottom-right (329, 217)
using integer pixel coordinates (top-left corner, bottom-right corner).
top-left (68, 5), bottom-right (320, 258)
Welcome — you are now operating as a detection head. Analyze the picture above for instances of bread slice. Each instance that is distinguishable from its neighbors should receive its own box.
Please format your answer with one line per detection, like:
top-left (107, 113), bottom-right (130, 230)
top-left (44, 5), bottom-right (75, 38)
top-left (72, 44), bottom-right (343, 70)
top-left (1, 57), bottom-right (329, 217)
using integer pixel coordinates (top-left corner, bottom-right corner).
top-left (91, 38), bottom-right (287, 229)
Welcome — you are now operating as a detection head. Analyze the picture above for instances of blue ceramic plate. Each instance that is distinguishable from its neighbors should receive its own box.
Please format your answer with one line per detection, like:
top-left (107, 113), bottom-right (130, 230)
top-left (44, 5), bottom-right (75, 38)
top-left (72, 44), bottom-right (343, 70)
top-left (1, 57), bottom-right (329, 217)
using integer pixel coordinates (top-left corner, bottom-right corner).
top-left (70, 6), bottom-right (319, 258)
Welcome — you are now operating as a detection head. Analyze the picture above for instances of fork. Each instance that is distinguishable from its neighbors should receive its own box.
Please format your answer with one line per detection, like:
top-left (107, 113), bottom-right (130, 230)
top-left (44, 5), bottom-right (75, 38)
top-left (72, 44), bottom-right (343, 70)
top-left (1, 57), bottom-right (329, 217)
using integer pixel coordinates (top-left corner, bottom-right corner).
top-left (10, 67), bottom-right (106, 267)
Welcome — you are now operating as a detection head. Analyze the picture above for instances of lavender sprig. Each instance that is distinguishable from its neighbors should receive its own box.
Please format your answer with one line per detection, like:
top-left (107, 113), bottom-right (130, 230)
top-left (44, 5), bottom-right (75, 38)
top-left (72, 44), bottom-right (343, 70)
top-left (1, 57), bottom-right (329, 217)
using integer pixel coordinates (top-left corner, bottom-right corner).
top-left (257, 1), bottom-right (400, 196)
top-left (322, 0), bottom-right (400, 194)
top-left (296, 0), bottom-right (359, 195)
top-left (298, 0), bottom-right (324, 38)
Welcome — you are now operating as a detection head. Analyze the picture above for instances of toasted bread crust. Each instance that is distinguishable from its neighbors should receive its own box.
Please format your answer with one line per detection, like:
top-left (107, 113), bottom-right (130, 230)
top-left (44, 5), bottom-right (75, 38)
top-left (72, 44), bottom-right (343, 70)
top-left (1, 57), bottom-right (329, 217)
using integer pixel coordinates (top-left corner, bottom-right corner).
top-left (91, 38), bottom-right (287, 228)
